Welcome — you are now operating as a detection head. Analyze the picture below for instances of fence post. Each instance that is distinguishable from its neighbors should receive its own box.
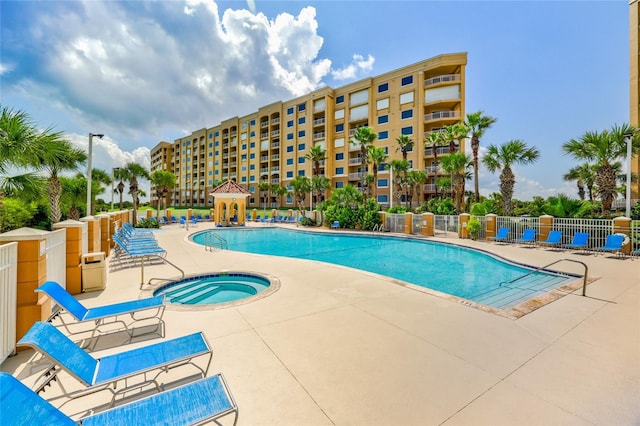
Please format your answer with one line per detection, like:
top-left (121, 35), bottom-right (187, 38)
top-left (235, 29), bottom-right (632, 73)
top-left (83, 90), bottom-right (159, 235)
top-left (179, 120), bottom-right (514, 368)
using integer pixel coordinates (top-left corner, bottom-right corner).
top-left (613, 216), bottom-right (632, 255)
top-left (421, 213), bottom-right (434, 237)
top-left (378, 211), bottom-right (386, 230)
top-left (459, 213), bottom-right (470, 239)
top-left (485, 214), bottom-right (497, 241)
top-left (53, 220), bottom-right (88, 295)
top-left (539, 215), bottom-right (554, 242)
top-left (166, 209), bottom-right (172, 222)
top-left (97, 214), bottom-right (112, 257)
top-left (404, 212), bottom-right (414, 234)
top-left (80, 216), bottom-right (100, 253)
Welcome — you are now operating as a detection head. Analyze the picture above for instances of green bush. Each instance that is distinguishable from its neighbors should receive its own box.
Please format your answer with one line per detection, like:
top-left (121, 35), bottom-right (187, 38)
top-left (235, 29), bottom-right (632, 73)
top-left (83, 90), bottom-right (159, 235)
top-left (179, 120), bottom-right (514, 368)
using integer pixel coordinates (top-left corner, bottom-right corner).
top-left (466, 217), bottom-right (482, 240)
top-left (135, 218), bottom-right (160, 229)
top-left (0, 199), bottom-right (36, 232)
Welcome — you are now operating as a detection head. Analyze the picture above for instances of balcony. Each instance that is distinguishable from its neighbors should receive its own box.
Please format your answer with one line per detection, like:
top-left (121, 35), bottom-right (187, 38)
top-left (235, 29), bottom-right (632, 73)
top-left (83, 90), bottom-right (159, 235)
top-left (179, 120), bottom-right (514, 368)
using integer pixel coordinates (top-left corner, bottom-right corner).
top-left (349, 157), bottom-right (362, 165)
top-left (260, 121), bottom-right (268, 128)
top-left (260, 133), bottom-right (269, 139)
top-left (424, 146), bottom-right (458, 156)
top-left (271, 167), bottom-right (280, 174)
top-left (261, 156), bottom-right (269, 162)
top-left (271, 117), bottom-right (280, 125)
top-left (271, 141), bottom-right (280, 149)
top-left (260, 168), bottom-right (269, 174)
top-left (271, 154), bottom-right (280, 160)
top-left (424, 111), bottom-right (460, 121)
top-left (271, 130), bottom-right (280, 137)
top-left (313, 132), bottom-right (325, 140)
top-left (424, 74), bottom-right (460, 86)
top-left (348, 172), bottom-right (363, 181)
top-left (424, 165), bottom-right (438, 174)
top-left (313, 117), bottom-right (326, 126)
top-left (423, 184), bottom-right (437, 192)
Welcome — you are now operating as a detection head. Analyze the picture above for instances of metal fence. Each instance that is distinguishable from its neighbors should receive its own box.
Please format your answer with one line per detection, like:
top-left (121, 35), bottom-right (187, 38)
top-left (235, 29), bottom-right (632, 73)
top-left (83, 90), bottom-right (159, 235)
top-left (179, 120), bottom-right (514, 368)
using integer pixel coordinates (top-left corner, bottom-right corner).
top-left (0, 242), bottom-right (17, 364)
top-left (434, 215), bottom-right (459, 237)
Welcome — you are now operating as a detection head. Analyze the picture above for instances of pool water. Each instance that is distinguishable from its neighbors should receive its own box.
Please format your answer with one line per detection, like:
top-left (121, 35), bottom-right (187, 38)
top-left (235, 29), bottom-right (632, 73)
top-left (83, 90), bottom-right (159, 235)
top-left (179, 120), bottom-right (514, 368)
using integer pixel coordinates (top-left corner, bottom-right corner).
top-left (155, 273), bottom-right (270, 305)
top-left (191, 228), bottom-right (577, 310)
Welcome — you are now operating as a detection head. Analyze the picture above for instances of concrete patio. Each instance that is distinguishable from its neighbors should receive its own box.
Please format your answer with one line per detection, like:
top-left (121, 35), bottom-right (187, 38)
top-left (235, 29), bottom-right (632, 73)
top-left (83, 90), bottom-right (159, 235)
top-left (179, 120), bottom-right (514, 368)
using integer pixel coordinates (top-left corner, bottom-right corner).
top-left (2, 221), bottom-right (639, 425)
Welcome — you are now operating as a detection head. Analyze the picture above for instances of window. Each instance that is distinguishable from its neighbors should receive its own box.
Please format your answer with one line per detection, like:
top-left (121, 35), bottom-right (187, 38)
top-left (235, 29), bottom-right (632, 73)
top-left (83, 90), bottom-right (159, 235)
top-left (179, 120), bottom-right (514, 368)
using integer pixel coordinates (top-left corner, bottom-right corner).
top-left (209, 142), bottom-right (213, 148)
top-left (336, 123), bottom-right (344, 132)
top-left (335, 153), bottom-right (344, 160)
top-left (335, 109), bottom-right (345, 120)
top-left (401, 75), bottom-right (413, 86)
top-left (250, 164), bottom-right (255, 170)
top-left (298, 130), bottom-right (306, 138)
top-left (335, 181), bottom-right (344, 189)
top-left (298, 157), bottom-right (305, 164)
top-left (298, 170), bottom-right (305, 176)
top-left (377, 194), bottom-right (389, 203)
top-left (336, 95), bottom-right (344, 104)
top-left (350, 88), bottom-right (369, 106)
top-left (401, 109), bottom-right (413, 120)
top-left (249, 186), bottom-right (255, 192)
top-left (377, 115), bottom-right (389, 125)
top-left (287, 133), bottom-right (294, 140)
top-left (401, 126), bottom-right (413, 135)
top-left (400, 91), bottom-right (414, 104)
top-left (335, 167), bottom-right (344, 175)
top-left (298, 143), bottom-right (306, 150)
top-left (287, 145), bottom-right (294, 152)
top-left (287, 171), bottom-right (293, 178)
top-left (215, 131), bottom-right (219, 136)
top-left (298, 117), bottom-right (306, 125)
top-left (377, 98), bottom-right (389, 110)
top-left (250, 175), bottom-right (255, 182)
top-left (208, 152), bottom-right (213, 157)
top-left (287, 120), bottom-right (294, 127)
top-left (250, 142), bottom-right (255, 148)
top-left (298, 103), bottom-right (306, 112)
top-left (287, 107), bottom-right (294, 115)
top-left (286, 158), bottom-right (294, 165)
top-left (250, 153), bottom-right (255, 159)
top-left (209, 133), bottom-right (213, 139)
top-left (377, 178), bottom-right (388, 188)
top-left (377, 82), bottom-right (388, 93)
top-left (378, 162), bottom-right (387, 171)
top-left (334, 138), bottom-right (345, 148)
top-left (378, 131), bottom-right (389, 140)
top-left (242, 144), bottom-right (247, 150)
top-left (425, 85), bottom-right (461, 102)
top-left (241, 176), bottom-right (247, 183)
top-left (241, 154), bottom-right (247, 161)
top-left (215, 141), bottom-right (220, 146)
top-left (350, 104), bottom-right (368, 121)
top-left (215, 150), bottom-right (219, 156)
top-left (250, 119), bottom-right (256, 125)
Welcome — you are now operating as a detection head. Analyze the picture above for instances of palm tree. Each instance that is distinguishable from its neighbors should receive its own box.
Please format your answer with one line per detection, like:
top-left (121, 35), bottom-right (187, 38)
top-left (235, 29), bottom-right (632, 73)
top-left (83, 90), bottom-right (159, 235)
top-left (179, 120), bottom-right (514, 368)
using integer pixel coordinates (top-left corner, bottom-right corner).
top-left (150, 170), bottom-right (176, 219)
top-left (368, 146), bottom-right (388, 202)
top-left (563, 124), bottom-right (639, 214)
top-left (389, 159), bottom-right (410, 208)
top-left (305, 145), bottom-right (327, 208)
top-left (351, 126), bottom-right (377, 202)
top-left (563, 164), bottom-right (590, 201)
top-left (89, 168), bottom-right (112, 215)
top-left (61, 176), bottom-right (87, 220)
top-left (114, 167), bottom-right (127, 210)
top-left (33, 133), bottom-right (86, 224)
top-left (123, 162), bottom-right (149, 224)
top-left (483, 139), bottom-right (540, 215)
top-left (407, 169), bottom-right (427, 209)
top-left (444, 122), bottom-right (468, 154)
top-left (424, 130), bottom-right (447, 198)
top-left (271, 184), bottom-right (291, 207)
top-left (290, 175), bottom-right (312, 217)
top-left (464, 111), bottom-right (497, 203)
top-left (440, 152), bottom-right (472, 213)
top-left (258, 182), bottom-right (271, 211)
top-left (395, 135), bottom-right (414, 160)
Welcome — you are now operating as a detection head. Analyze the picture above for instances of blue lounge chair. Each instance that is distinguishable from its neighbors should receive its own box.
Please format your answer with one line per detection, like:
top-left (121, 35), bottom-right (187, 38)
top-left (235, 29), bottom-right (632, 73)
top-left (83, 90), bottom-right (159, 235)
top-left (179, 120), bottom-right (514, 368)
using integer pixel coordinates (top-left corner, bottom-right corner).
top-left (513, 229), bottom-right (536, 245)
top-left (0, 372), bottom-right (238, 426)
top-left (488, 227), bottom-right (509, 243)
top-left (17, 322), bottom-right (212, 404)
top-left (287, 216), bottom-right (296, 224)
top-left (331, 221), bottom-right (340, 230)
top-left (563, 232), bottom-right (589, 252)
top-left (170, 216), bottom-right (177, 224)
top-left (205, 214), bottom-right (211, 221)
top-left (537, 230), bottom-right (562, 249)
top-left (36, 281), bottom-right (164, 344)
top-left (596, 234), bottom-right (625, 257)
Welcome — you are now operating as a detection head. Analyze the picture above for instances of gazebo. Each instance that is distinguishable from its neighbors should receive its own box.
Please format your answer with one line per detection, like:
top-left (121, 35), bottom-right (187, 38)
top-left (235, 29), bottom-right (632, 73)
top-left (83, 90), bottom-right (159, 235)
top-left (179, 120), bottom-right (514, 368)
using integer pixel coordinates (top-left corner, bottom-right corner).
top-left (209, 180), bottom-right (251, 226)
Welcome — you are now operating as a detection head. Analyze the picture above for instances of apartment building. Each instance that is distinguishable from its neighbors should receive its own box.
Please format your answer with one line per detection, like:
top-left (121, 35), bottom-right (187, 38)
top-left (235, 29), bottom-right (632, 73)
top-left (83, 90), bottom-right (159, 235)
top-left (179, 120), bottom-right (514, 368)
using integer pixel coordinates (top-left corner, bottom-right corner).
top-left (150, 52), bottom-right (467, 208)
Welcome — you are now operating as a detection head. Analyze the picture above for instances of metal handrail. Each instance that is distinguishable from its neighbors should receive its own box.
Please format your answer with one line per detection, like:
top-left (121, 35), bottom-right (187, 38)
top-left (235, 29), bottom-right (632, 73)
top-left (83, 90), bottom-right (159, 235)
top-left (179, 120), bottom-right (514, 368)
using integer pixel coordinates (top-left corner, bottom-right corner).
top-left (503, 258), bottom-right (589, 296)
top-left (145, 256), bottom-right (185, 289)
top-left (203, 231), bottom-right (229, 251)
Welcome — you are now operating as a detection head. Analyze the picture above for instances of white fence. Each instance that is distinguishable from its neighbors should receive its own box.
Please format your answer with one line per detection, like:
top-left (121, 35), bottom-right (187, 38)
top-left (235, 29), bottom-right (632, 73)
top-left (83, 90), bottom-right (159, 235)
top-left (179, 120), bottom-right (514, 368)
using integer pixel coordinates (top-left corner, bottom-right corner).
top-left (0, 242), bottom-right (18, 364)
top-left (46, 229), bottom-right (66, 289)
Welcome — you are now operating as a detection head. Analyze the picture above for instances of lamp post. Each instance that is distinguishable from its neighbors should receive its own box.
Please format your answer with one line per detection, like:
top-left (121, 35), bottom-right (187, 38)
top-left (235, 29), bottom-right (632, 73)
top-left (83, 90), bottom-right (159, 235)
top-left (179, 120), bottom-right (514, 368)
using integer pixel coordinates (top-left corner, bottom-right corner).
top-left (624, 133), bottom-right (633, 218)
top-left (111, 167), bottom-right (120, 211)
top-left (86, 133), bottom-right (104, 216)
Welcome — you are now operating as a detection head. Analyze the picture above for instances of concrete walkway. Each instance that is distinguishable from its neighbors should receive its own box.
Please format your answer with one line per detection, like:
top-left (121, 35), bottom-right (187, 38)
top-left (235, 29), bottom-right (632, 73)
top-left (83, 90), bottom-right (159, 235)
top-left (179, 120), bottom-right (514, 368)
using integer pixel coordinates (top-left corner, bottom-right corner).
top-left (3, 222), bottom-right (639, 425)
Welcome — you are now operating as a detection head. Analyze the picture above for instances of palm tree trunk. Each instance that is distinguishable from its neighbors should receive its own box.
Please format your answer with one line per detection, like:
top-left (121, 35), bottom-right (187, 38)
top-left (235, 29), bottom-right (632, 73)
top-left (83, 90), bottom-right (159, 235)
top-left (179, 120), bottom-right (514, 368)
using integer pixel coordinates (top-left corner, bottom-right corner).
top-left (596, 163), bottom-right (616, 214)
top-left (500, 166), bottom-right (515, 215)
top-left (472, 137), bottom-right (480, 202)
top-left (48, 176), bottom-right (62, 225)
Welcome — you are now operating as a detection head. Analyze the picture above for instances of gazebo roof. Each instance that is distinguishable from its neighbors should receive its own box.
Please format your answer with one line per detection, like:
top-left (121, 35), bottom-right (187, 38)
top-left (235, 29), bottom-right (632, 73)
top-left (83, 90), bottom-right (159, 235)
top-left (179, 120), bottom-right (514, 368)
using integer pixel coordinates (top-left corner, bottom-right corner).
top-left (209, 180), bottom-right (251, 197)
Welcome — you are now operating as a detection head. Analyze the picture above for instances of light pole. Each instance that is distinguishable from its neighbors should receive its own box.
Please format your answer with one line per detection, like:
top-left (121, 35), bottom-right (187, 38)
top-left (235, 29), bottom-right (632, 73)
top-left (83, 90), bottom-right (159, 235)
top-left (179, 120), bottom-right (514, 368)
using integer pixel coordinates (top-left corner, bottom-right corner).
top-left (86, 132), bottom-right (104, 216)
top-left (624, 133), bottom-right (633, 218)
top-left (111, 167), bottom-right (120, 211)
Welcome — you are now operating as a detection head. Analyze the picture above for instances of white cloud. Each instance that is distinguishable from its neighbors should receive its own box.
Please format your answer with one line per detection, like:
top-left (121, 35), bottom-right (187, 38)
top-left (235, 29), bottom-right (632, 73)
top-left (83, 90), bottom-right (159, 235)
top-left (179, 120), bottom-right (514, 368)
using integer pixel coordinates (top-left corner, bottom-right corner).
top-left (0, 62), bottom-right (14, 75)
top-left (331, 54), bottom-right (375, 81)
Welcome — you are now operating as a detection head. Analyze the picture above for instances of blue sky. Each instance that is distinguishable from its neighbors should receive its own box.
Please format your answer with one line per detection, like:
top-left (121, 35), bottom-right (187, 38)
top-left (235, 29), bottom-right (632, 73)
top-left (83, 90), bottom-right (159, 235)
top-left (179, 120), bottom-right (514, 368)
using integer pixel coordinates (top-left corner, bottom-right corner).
top-left (0, 0), bottom-right (628, 200)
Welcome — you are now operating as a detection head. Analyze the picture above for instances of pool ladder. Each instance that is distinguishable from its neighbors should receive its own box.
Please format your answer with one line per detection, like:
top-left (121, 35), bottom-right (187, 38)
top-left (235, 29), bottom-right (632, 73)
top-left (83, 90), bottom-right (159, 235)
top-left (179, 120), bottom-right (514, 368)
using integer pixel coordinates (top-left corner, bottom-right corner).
top-left (145, 257), bottom-right (185, 289)
top-left (501, 258), bottom-right (589, 296)
top-left (203, 231), bottom-right (229, 252)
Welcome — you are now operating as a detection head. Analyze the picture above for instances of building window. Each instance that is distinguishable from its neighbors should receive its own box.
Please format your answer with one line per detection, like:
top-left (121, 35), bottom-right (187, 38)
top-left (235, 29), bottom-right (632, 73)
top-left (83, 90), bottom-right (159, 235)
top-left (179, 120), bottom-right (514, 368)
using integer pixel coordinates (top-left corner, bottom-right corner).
top-left (250, 175), bottom-right (255, 182)
top-left (377, 178), bottom-right (388, 188)
top-left (287, 107), bottom-right (294, 115)
top-left (335, 152), bottom-right (344, 160)
top-left (401, 75), bottom-right (413, 86)
top-left (336, 167), bottom-right (344, 175)
top-left (298, 130), bottom-right (306, 138)
top-left (250, 153), bottom-right (255, 159)
top-left (287, 171), bottom-right (293, 178)
top-left (335, 181), bottom-right (344, 189)
top-left (378, 131), bottom-right (389, 140)
top-left (377, 82), bottom-right (388, 93)
top-left (241, 176), bottom-right (247, 183)
top-left (298, 143), bottom-right (306, 150)
top-left (298, 170), bottom-right (305, 176)
top-left (287, 133), bottom-right (294, 140)
top-left (350, 88), bottom-right (369, 106)
top-left (242, 144), bottom-right (247, 150)
top-left (241, 154), bottom-right (247, 161)
top-left (336, 95), bottom-right (344, 104)
top-left (401, 109), bottom-right (413, 120)
top-left (287, 120), bottom-right (294, 127)
top-left (377, 194), bottom-right (389, 203)
top-left (250, 164), bottom-right (255, 170)
top-left (250, 119), bottom-right (256, 125)
top-left (377, 115), bottom-right (389, 125)
top-left (401, 126), bottom-right (413, 135)
top-left (287, 146), bottom-right (294, 152)
top-left (287, 158), bottom-right (294, 165)
top-left (298, 103), bottom-right (306, 112)
top-left (335, 123), bottom-right (344, 132)
top-left (250, 142), bottom-right (255, 148)
top-left (400, 91), bottom-right (414, 104)
top-left (298, 157), bottom-right (305, 164)
top-left (298, 117), bottom-right (306, 125)
top-left (209, 133), bottom-right (213, 138)
top-left (376, 98), bottom-right (389, 110)
top-left (335, 108), bottom-right (344, 119)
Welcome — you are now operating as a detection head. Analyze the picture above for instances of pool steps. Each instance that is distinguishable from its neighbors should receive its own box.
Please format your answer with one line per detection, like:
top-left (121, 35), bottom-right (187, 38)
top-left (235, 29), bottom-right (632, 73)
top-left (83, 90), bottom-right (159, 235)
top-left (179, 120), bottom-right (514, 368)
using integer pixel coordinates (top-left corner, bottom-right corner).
top-left (162, 279), bottom-right (265, 304)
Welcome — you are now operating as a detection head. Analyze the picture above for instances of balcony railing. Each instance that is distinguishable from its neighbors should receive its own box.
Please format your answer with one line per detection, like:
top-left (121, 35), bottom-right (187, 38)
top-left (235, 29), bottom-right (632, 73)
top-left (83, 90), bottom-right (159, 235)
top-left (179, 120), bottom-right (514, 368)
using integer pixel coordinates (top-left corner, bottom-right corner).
top-left (261, 133), bottom-right (269, 139)
top-left (313, 132), bottom-right (325, 140)
top-left (271, 141), bottom-right (280, 149)
top-left (349, 157), bottom-right (362, 165)
top-left (271, 130), bottom-right (280, 137)
top-left (424, 74), bottom-right (460, 86)
top-left (261, 121), bottom-right (268, 128)
top-left (271, 117), bottom-right (280, 125)
top-left (271, 167), bottom-right (280, 173)
top-left (271, 154), bottom-right (280, 160)
top-left (348, 172), bottom-right (363, 180)
top-left (261, 156), bottom-right (268, 162)
top-left (424, 111), bottom-right (460, 121)
top-left (423, 184), bottom-right (437, 192)
top-left (260, 168), bottom-right (269, 174)
top-left (424, 165), bottom-right (438, 174)
top-left (313, 117), bottom-right (326, 126)
top-left (424, 146), bottom-right (459, 156)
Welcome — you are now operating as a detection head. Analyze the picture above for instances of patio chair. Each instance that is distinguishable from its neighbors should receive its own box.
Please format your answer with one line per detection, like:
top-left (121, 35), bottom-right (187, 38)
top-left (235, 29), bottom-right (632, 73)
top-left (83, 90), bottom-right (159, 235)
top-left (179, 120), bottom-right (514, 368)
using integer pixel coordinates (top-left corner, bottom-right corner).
top-left (487, 227), bottom-right (509, 243)
top-left (563, 232), bottom-right (589, 253)
top-left (170, 216), bottom-right (177, 224)
top-left (513, 229), bottom-right (536, 245)
top-left (537, 230), bottom-right (562, 249)
top-left (596, 234), bottom-right (625, 257)
top-left (331, 221), bottom-right (340, 230)
top-left (17, 322), bottom-right (212, 405)
top-left (287, 216), bottom-right (296, 224)
top-left (0, 372), bottom-right (238, 426)
top-left (36, 281), bottom-right (165, 344)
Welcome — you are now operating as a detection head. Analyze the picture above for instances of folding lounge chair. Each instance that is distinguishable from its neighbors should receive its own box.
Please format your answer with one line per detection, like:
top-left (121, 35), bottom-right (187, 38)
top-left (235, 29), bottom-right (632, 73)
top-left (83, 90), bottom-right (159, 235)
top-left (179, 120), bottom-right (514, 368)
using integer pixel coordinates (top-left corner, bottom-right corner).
top-left (488, 227), bottom-right (509, 243)
top-left (0, 372), bottom-right (238, 426)
top-left (563, 232), bottom-right (589, 253)
top-left (331, 221), bottom-right (340, 230)
top-left (17, 322), bottom-right (212, 405)
top-left (596, 234), bottom-right (625, 257)
top-left (36, 281), bottom-right (165, 343)
top-left (513, 229), bottom-right (536, 245)
top-left (537, 230), bottom-right (563, 249)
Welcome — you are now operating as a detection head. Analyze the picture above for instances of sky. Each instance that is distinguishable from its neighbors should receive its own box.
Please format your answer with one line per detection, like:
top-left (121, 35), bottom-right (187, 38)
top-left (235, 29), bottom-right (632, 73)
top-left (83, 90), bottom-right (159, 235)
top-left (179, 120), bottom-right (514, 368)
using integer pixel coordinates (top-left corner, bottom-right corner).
top-left (0, 0), bottom-right (629, 202)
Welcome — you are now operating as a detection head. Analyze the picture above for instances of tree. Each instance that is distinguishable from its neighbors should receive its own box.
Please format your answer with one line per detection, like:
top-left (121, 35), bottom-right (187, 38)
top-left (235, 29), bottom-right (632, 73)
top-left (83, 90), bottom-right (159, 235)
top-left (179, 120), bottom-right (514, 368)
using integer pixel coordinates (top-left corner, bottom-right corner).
top-left (61, 176), bottom-right (87, 220)
top-left (271, 184), bottom-right (290, 207)
top-left (368, 146), bottom-right (388, 202)
top-left (563, 164), bottom-right (597, 201)
top-left (407, 170), bottom-right (427, 209)
top-left (305, 145), bottom-right (327, 208)
top-left (389, 159), bottom-right (410, 208)
top-left (114, 167), bottom-right (127, 210)
top-left (483, 139), bottom-right (540, 215)
top-left (290, 175), bottom-right (312, 217)
top-left (443, 122), bottom-right (468, 154)
top-left (440, 152), bottom-right (472, 213)
top-left (351, 126), bottom-right (377, 202)
top-left (123, 162), bottom-right (149, 224)
top-left (150, 170), bottom-right (176, 218)
top-left (258, 182), bottom-right (271, 211)
top-left (395, 135), bottom-right (414, 161)
top-left (89, 168), bottom-right (112, 215)
top-left (464, 111), bottom-right (497, 203)
top-left (563, 124), bottom-right (639, 214)
top-left (424, 130), bottom-right (447, 198)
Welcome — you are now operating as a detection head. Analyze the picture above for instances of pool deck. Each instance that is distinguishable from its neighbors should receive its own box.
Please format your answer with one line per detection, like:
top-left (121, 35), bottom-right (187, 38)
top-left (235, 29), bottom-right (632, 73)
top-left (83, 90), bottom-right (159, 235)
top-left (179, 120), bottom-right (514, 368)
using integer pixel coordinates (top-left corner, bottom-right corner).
top-left (2, 221), bottom-right (639, 425)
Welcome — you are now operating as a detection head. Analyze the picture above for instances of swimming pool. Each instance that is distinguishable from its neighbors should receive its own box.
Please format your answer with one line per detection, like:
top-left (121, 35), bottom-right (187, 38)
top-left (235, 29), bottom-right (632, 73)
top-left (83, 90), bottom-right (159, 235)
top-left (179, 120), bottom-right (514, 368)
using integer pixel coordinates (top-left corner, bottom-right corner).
top-left (154, 272), bottom-right (273, 306)
top-left (191, 228), bottom-right (578, 312)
